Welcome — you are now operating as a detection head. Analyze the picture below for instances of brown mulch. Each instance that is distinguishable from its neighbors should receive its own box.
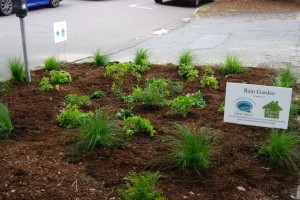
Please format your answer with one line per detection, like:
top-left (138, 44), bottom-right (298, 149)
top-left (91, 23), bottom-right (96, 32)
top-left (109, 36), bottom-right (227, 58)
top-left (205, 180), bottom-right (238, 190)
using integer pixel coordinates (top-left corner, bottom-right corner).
top-left (0, 63), bottom-right (298, 200)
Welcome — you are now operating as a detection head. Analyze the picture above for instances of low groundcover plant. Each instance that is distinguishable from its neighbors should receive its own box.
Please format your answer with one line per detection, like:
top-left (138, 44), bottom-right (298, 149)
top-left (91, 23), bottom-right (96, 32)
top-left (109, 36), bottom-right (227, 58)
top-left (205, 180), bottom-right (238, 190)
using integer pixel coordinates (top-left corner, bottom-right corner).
top-left (65, 94), bottom-right (91, 108)
top-left (124, 116), bottom-right (156, 136)
top-left (50, 70), bottom-right (72, 84)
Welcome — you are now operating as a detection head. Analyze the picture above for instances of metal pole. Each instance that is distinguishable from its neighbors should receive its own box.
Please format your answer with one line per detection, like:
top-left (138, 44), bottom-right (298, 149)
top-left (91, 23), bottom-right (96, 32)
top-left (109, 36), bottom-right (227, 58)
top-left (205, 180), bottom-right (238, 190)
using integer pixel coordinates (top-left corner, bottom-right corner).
top-left (19, 17), bottom-right (31, 82)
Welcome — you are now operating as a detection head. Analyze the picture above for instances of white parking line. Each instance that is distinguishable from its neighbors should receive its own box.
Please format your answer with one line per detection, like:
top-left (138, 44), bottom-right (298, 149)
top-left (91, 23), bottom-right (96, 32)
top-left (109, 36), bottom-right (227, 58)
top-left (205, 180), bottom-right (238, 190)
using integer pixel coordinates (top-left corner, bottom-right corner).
top-left (129, 4), bottom-right (153, 10)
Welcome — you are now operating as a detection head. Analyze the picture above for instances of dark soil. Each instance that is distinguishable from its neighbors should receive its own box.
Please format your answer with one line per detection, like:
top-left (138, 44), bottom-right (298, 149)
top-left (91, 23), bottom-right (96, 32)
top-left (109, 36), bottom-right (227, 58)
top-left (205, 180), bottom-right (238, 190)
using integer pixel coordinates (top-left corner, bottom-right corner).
top-left (0, 63), bottom-right (298, 200)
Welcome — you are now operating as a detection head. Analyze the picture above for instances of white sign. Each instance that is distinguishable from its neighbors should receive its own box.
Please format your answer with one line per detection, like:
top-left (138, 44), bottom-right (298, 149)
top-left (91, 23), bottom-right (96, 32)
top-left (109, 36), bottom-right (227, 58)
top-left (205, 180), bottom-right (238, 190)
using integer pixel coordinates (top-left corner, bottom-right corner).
top-left (224, 82), bottom-right (292, 129)
top-left (53, 21), bottom-right (67, 44)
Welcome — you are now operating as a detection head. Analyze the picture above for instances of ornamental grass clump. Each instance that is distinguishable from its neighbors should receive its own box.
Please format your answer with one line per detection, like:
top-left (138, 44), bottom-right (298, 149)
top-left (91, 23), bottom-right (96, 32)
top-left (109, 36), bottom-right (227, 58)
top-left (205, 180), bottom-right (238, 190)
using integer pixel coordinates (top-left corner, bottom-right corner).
top-left (0, 102), bottom-right (13, 138)
top-left (178, 50), bottom-right (199, 81)
top-left (258, 129), bottom-right (300, 172)
top-left (93, 49), bottom-right (110, 67)
top-left (118, 171), bottom-right (167, 200)
top-left (44, 56), bottom-right (62, 71)
top-left (166, 124), bottom-right (215, 172)
top-left (78, 108), bottom-right (120, 152)
top-left (134, 48), bottom-right (150, 69)
top-left (221, 55), bottom-right (245, 75)
top-left (7, 57), bottom-right (25, 82)
top-left (273, 66), bottom-right (297, 88)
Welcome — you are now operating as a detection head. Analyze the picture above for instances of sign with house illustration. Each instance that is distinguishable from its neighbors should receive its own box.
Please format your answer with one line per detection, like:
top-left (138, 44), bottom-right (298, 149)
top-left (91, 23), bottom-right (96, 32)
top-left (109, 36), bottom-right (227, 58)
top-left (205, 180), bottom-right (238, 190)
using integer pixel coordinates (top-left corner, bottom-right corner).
top-left (53, 21), bottom-right (67, 44)
top-left (224, 82), bottom-right (292, 129)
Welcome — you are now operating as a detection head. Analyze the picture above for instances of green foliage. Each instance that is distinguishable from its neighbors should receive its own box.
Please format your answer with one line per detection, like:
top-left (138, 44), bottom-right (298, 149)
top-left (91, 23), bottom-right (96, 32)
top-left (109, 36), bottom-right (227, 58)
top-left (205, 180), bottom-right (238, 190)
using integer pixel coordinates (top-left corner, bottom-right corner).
top-left (167, 96), bottom-right (194, 118)
top-left (218, 102), bottom-right (225, 113)
top-left (7, 57), bottom-right (25, 82)
top-left (201, 75), bottom-right (219, 89)
top-left (56, 105), bottom-right (93, 129)
top-left (78, 108), bottom-right (120, 152)
top-left (134, 49), bottom-right (150, 72)
top-left (185, 91), bottom-right (206, 108)
top-left (167, 124), bottom-right (215, 172)
top-left (118, 171), bottom-right (167, 200)
top-left (0, 81), bottom-right (11, 97)
top-left (93, 49), bottom-right (110, 67)
top-left (124, 116), bottom-right (156, 136)
top-left (203, 66), bottom-right (214, 75)
top-left (39, 77), bottom-right (53, 92)
top-left (65, 94), bottom-right (91, 108)
top-left (178, 50), bottom-right (193, 66)
top-left (258, 129), bottom-right (300, 172)
top-left (273, 66), bottom-right (296, 88)
top-left (168, 81), bottom-right (184, 95)
top-left (112, 85), bottom-right (134, 103)
top-left (289, 101), bottom-right (299, 120)
top-left (50, 70), bottom-right (72, 84)
top-left (0, 102), bottom-right (13, 138)
top-left (44, 56), bottom-right (62, 71)
top-left (178, 50), bottom-right (198, 81)
top-left (90, 90), bottom-right (105, 99)
top-left (116, 108), bottom-right (134, 119)
top-left (221, 55), bottom-right (245, 75)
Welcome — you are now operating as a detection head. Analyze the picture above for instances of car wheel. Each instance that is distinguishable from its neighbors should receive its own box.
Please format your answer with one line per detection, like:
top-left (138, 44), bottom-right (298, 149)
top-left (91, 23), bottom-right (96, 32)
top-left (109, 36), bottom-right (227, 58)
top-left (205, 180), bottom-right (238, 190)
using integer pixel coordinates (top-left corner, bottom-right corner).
top-left (0, 0), bottom-right (13, 16)
top-left (49, 0), bottom-right (59, 8)
top-left (154, 0), bottom-right (163, 3)
top-left (193, 0), bottom-right (200, 7)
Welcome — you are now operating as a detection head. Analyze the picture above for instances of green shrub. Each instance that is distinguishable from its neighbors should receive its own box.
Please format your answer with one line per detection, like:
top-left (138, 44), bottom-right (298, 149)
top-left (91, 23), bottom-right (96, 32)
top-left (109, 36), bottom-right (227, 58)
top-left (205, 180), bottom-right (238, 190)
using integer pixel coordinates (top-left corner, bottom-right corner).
top-left (7, 57), bottom-right (25, 82)
top-left (39, 77), bottom-right (53, 92)
top-left (200, 75), bottom-right (219, 89)
top-left (258, 129), bottom-right (300, 172)
top-left (221, 55), bottom-right (245, 75)
top-left (93, 49), bottom-right (110, 67)
top-left (56, 105), bottom-right (93, 129)
top-left (134, 49), bottom-right (150, 71)
top-left (65, 94), bottom-right (91, 108)
top-left (166, 124), bottom-right (215, 172)
top-left (78, 108), bottom-right (120, 152)
top-left (273, 66), bottom-right (296, 88)
top-left (44, 56), bottom-right (62, 71)
top-left (90, 90), bottom-right (105, 99)
top-left (50, 70), bottom-right (72, 84)
top-left (116, 108), bottom-right (134, 119)
top-left (118, 171), bottom-right (167, 200)
top-left (178, 50), bottom-right (198, 81)
top-left (124, 116), bottom-right (156, 136)
top-left (0, 102), bottom-right (13, 138)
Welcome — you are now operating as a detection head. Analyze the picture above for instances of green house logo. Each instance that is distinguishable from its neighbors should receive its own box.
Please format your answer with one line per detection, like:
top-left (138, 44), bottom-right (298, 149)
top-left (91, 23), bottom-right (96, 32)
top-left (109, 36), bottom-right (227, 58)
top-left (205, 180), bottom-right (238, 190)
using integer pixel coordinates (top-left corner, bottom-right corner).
top-left (262, 101), bottom-right (282, 119)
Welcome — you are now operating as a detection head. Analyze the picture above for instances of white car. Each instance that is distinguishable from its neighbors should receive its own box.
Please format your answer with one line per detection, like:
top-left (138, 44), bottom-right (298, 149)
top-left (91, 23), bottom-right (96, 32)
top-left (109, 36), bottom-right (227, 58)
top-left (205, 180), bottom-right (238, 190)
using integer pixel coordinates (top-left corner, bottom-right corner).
top-left (154, 0), bottom-right (214, 7)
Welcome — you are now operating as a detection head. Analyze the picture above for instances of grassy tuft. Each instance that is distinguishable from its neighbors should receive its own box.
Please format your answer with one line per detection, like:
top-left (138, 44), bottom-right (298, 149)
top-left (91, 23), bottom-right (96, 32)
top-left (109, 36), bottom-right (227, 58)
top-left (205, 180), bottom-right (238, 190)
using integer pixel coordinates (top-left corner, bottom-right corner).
top-left (167, 124), bottom-right (215, 172)
top-left (7, 58), bottom-right (25, 82)
top-left (44, 56), bottom-right (62, 71)
top-left (0, 102), bottom-right (13, 138)
top-left (78, 108), bottom-right (120, 152)
top-left (178, 50), bottom-right (194, 66)
top-left (134, 49), bottom-right (150, 66)
top-left (273, 66), bottom-right (296, 88)
top-left (259, 129), bottom-right (300, 172)
top-left (221, 55), bottom-right (245, 75)
top-left (118, 171), bottom-right (167, 200)
top-left (93, 49), bottom-right (110, 67)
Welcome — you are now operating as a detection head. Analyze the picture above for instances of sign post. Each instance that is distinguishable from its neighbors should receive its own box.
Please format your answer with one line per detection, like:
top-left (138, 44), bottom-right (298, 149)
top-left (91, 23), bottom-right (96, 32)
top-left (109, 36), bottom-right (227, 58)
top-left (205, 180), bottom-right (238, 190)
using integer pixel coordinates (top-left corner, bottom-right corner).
top-left (53, 21), bottom-right (67, 60)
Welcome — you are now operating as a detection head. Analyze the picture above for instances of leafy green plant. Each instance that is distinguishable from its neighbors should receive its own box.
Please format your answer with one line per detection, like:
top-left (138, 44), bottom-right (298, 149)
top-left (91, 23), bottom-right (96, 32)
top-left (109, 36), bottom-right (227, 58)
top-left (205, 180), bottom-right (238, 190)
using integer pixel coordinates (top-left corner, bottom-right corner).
top-left (259, 129), bottom-right (300, 172)
top-left (218, 102), bottom-right (225, 113)
top-left (105, 62), bottom-right (141, 85)
top-left (167, 96), bottom-right (194, 118)
top-left (221, 55), bottom-right (245, 75)
top-left (289, 101), bottom-right (299, 120)
top-left (273, 66), bottom-right (296, 88)
top-left (78, 108), bottom-right (120, 152)
top-left (56, 105), bottom-right (93, 129)
top-left (178, 50), bottom-right (199, 81)
top-left (203, 66), bottom-right (214, 75)
top-left (65, 94), bottom-right (91, 108)
top-left (0, 81), bottom-right (11, 97)
top-left (200, 75), bottom-right (219, 89)
top-left (39, 77), bottom-right (53, 92)
top-left (112, 85), bottom-right (134, 103)
top-left (124, 116), bottom-right (156, 136)
top-left (168, 81), bottom-right (184, 95)
top-left (93, 49), bottom-right (110, 67)
top-left (50, 70), bottom-right (72, 84)
top-left (134, 49), bottom-right (150, 72)
top-left (44, 56), bottom-right (62, 71)
top-left (0, 102), bottom-right (13, 138)
top-left (185, 91), bottom-right (206, 108)
top-left (116, 108), bottom-right (134, 119)
top-left (90, 90), bottom-right (105, 99)
top-left (118, 171), bottom-right (167, 200)
top-left (7, 57), bottom-right (25, 82)
top-left (178, 50), bottom-right (193, 66)
top-left (166, 124), bottom-right (215, 172)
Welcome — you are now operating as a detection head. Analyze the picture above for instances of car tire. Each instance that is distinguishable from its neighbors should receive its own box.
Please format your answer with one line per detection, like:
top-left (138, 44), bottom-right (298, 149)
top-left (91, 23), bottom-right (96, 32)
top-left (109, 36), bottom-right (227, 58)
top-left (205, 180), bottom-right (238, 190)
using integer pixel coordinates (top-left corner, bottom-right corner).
top-left (193, 0), bottom-right (200, 7)
top-left (0, 0), bottom-right (13, 16)
top-left (49, 0), bottom-right (59, 8)
top-left (154, 0), bottom-right (163, 3)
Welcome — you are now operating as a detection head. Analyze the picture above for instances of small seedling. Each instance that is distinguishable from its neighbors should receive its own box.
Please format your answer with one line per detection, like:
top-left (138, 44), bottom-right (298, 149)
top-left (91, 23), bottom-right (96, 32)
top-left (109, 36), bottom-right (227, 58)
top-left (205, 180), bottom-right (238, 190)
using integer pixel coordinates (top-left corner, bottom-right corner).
top-left (203, 66), bottom-right (214, 75)
top-left (65, 94), bottom-right (91, 108)
top-left (44, 56), bottom-right (62, 71)
top-left (124, 116), bottom-right (156, 136)
top-left (90, 90), bottom-right (105, 99)
top-left (221, 55), bottom-right (245, 75)
top-left (7, 57), bottom-right (25, 82)
top-left (50, 70), bottom-right (72, 84)
top-left (116, 108), bottom-right (134, 119)
top-left (93, 49), bottom-right (110, 67)
top-left (118, 171), bottom-right (167, 200)
top-left (0, 102), bottom-right (13, 138)
top-left (201, 75), bottom-right (219, 89)
top-left (39, 77), bottom-right (53, 92)
top-left (273, 66), bottom-right (296, 88)
top-left (218, 102), bottom-right (225, 113)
